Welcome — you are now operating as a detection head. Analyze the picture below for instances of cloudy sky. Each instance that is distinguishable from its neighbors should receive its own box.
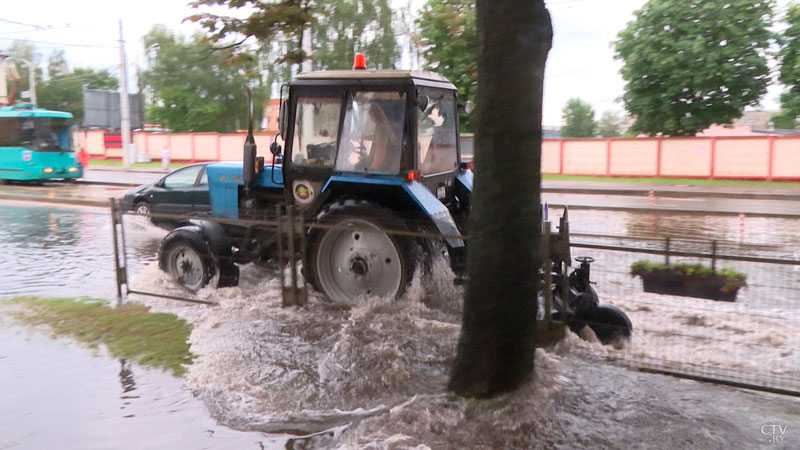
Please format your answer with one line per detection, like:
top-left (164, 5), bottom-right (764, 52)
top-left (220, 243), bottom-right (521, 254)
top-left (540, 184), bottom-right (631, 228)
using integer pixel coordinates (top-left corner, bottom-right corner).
top-left (0, 0), bottom-right (791, 126)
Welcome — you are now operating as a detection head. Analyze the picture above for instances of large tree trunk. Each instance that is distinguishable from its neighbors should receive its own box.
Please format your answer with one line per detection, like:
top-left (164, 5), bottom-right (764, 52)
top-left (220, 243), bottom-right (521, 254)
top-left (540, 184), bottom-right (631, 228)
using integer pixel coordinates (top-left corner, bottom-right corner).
top-left (449, 0), bottom-right (552, 397)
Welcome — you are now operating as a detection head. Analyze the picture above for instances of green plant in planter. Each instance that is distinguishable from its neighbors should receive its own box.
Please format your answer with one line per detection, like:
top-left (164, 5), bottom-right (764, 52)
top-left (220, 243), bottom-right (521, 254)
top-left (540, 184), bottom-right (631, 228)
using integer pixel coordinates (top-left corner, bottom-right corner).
top-left (630, 260), bottom-right (747, 293)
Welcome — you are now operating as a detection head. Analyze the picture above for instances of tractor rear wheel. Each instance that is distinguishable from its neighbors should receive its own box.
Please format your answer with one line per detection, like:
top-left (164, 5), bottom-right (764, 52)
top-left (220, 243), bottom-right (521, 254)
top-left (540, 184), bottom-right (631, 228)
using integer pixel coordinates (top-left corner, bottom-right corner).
top-left (306, 201), bottom-right (414, 303)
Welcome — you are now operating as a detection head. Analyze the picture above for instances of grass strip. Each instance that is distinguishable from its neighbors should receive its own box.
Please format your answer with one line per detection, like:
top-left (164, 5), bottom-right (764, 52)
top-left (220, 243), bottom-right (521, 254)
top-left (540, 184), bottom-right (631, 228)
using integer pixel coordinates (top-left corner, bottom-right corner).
top-left (6, 297), bottom-right (193, 376)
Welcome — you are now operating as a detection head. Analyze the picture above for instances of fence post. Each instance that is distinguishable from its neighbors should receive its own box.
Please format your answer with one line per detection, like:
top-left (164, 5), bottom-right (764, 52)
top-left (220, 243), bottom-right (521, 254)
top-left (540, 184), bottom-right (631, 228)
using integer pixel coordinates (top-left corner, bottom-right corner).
top-left (711, 240), bottom-right (717, 273)
top-left (542, 221), bottom-right (552, 326)
top-left (110, 199), bottom-right (125, 303)
top-left (665, 237), bottom-right (671, 266)
top-left (278, 205), bottom-right (307, 307)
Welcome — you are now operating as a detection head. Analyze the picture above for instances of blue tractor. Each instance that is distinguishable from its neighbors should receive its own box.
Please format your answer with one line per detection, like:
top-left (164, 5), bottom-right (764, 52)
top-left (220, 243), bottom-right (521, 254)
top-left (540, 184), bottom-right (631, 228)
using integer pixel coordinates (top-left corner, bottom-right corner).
top-left (157, 57), bottom-right (632, 345)
top-left (158, 58), bottom-right (471, 302)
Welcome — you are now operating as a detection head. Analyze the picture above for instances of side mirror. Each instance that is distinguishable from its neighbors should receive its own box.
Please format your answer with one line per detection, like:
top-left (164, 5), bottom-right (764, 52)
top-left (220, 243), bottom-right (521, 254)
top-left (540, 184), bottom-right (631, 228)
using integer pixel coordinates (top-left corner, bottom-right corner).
top-left (270, 141), bottom-right (282, 156)
top-left (417, 93), bottom-right (429, 112)
top-left (278, 84), bottom-right (289, 139)
top-left (279, 103), bottom-right (288, 139)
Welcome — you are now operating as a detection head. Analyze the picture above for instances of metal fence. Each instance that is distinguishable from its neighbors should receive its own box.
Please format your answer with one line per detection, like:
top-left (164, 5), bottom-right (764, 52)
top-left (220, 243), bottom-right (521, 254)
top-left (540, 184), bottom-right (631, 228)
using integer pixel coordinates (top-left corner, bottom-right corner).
top-left (110, 202), bottom-right (800, 396)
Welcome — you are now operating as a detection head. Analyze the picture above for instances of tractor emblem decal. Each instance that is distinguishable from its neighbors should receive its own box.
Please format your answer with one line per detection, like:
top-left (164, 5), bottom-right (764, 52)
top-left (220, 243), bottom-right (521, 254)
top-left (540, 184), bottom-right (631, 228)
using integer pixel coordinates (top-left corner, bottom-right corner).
top-left (293, 181), bottom-right (314, 204)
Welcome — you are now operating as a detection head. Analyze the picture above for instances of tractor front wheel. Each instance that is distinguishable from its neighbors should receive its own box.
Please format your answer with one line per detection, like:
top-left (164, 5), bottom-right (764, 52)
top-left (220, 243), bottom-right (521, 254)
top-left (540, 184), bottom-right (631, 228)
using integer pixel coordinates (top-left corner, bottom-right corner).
top-left (160, 236), bottom-right (214, 293)
top-left (306, 201), bottom-right (414, 303)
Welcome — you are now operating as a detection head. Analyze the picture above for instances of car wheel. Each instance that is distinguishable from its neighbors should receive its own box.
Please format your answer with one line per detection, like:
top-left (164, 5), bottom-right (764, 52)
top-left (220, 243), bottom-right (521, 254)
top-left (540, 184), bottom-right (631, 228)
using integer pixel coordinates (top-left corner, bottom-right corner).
top-left (134, 201), bottom-right (151, 215)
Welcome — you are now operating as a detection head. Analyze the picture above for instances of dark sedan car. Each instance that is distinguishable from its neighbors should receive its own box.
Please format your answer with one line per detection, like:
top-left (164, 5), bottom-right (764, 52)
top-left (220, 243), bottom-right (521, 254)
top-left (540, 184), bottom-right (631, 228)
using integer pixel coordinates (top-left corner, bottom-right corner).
top-left (120, 163), bottom-right (211, 222)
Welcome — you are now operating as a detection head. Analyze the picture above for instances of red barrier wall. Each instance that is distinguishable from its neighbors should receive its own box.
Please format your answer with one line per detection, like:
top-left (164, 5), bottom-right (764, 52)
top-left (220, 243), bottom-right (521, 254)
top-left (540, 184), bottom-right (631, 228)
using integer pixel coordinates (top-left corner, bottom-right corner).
top-left (82, 130), bottom-right (800, 180)
top-left (543, 136), bottom-right (800, 180)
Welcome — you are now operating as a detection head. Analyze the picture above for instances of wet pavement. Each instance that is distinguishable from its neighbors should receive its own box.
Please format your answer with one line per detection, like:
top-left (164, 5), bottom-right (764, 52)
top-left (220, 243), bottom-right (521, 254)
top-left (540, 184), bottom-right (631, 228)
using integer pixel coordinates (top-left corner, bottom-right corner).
top-left (1, 166), bottom-right (798, 217)
top-left (1, 175), bottom-right (799, 449)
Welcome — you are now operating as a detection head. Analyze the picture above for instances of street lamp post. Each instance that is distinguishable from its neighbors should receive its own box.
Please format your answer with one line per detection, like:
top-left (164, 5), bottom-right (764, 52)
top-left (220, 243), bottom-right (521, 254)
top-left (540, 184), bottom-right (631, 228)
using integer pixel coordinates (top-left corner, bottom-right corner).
top-left (13, 57), bottom-right (37, 105)
top-left (0, 51), bottom-right (8, 105)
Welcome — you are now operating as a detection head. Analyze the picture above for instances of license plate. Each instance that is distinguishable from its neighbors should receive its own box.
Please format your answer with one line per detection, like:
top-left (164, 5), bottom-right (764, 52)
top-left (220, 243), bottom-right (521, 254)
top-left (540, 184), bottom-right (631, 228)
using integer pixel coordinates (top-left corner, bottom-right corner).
top-left (436, 185), bottom-right (446, 199)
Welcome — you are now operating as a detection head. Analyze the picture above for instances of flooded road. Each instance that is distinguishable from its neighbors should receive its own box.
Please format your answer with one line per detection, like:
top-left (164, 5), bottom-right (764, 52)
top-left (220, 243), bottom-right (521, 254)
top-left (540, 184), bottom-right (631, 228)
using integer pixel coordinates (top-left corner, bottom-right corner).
top-left (1, 199), bottom-right (798, 449)
top-left (0, 320), bottom-right (277, 450)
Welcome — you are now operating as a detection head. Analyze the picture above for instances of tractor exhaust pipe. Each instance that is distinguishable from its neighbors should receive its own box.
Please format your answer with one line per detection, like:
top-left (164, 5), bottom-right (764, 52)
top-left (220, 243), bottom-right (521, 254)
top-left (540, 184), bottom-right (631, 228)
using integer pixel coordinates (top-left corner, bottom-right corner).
top-left (242, 85), bottom-right (257, 194)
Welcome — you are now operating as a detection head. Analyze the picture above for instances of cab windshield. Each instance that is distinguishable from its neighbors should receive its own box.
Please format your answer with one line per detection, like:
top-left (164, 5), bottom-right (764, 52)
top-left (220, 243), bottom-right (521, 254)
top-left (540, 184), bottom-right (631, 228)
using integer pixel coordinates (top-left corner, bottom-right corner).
top-left (336, 91), bottom-right (406, 175)
top-left (0, 117), bottom-right (73, 152)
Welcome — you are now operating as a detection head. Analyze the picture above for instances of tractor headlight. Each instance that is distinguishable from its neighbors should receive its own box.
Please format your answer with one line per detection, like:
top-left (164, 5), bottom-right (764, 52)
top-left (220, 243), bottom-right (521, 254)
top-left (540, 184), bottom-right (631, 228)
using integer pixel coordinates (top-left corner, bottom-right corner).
top-left (43, 167), bottom-right (54, 173)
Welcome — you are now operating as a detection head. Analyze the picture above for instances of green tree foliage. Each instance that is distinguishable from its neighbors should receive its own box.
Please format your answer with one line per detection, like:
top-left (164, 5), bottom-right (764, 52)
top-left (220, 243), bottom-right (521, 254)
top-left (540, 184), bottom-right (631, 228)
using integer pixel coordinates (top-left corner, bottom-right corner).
top-left (187, 0), bottom-right (315, 66)
top-left (614, 0), bottom-right (774, 136)
top-left (416, 0), bottom-right (477, 131)
top-left (139, 26), bottom-right (265, 132)
top-left (189, 0), bottom-right (400, 89)
top-left (597, 111), bottom-right (623, 137)
top-left (561, 98), bottom-right (596, 138)
top-left (312, 0), bottom-right (399, 70)
top-left (37, 67), bottom-right (118, 121)
top-left (775, 2), bottom-right (800, 130)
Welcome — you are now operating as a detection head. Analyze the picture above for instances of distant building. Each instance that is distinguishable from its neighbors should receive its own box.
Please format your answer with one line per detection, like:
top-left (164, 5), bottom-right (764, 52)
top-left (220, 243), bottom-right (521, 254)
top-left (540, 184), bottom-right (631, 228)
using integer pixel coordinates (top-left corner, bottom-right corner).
top-left (542, 126), bottom-right (561, 138)
top-left (263, 99), bottom-right (281, 133)
top-left (699, 110), bottom-right (799, 136)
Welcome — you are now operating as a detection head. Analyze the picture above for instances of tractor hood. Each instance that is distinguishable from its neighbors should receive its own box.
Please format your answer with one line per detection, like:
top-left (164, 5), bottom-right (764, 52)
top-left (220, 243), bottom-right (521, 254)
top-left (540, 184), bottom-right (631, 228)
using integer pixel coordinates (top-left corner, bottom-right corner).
top-left (206, 162), bottom-right (283, 218)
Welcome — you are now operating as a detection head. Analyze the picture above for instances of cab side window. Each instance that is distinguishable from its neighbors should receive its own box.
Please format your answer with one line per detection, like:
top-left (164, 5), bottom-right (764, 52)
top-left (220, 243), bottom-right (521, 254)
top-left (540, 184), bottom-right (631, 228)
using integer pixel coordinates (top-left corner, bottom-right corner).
top-left (418, 96), bottom-right (458, 176)
top-left (292, 97), bottom-right (340, 167)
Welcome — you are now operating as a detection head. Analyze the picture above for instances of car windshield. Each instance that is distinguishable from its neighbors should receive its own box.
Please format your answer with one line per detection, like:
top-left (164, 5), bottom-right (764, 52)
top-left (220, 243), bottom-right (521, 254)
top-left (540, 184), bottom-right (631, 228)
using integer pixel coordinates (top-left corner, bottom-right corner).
top-left (0, 117), bottom-right (73, 152)
top-left (336, 91), bottom-right (406, 175)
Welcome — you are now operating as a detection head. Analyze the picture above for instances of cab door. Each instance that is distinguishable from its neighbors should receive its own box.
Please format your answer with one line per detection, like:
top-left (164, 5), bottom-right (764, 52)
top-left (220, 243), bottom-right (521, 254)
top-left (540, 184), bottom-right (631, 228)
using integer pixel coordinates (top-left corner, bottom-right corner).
top-left (416, 92), bottom-right (460, 201)
top-left (283, 93), bottom-right (343, 212)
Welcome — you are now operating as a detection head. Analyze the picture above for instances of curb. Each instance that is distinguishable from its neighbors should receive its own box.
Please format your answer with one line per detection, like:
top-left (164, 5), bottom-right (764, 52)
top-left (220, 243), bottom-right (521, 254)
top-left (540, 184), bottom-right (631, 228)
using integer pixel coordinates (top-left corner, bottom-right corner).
top-left (0, 192), bottom-right (110, 208)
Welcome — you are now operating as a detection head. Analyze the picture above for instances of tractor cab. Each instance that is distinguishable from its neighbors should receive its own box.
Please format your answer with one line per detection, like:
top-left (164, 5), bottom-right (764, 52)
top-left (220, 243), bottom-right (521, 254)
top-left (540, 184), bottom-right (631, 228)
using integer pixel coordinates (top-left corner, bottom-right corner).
top-left (268, 60), bottom-right (466, 217)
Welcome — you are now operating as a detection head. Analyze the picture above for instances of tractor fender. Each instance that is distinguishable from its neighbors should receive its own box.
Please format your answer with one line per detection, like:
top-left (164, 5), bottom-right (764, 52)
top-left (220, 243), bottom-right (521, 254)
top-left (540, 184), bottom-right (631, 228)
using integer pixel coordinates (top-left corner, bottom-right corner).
top-left (456, 168), bottom-right (473, 192)
top-left (187, 220), bottom-right (234, 257)
top-left (321, 176), bottom-right (464, 248)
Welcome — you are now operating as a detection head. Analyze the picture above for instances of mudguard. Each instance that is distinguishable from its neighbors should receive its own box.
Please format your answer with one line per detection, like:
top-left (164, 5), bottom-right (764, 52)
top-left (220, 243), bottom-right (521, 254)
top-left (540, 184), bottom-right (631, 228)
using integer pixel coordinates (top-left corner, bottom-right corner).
top-left (322, 175), bottom-right (464, 248)
top-left (187, 220), bottom-right (234, 257)
top-left (456, 168), bottom-right (473, 192)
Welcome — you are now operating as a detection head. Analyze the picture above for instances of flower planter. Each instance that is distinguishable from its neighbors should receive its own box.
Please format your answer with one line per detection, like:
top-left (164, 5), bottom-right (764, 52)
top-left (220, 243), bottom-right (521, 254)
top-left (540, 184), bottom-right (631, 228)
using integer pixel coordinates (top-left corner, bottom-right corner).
top-left (638, 269), bottom-right (739, 302)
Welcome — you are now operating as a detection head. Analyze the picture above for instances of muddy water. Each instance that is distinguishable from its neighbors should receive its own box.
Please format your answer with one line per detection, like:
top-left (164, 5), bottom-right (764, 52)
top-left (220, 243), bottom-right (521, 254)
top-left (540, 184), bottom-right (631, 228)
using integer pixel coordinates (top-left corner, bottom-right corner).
top-left (1, 202), bottom-right (799, 449)
top-left (130, 262), bottom-right (799, 449)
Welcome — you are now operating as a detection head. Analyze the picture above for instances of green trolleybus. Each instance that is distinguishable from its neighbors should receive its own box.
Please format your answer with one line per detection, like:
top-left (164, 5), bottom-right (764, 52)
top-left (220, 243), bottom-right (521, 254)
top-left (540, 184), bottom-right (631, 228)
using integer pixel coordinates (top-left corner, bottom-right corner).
top-left (0, 103), bottom-right (82, 182)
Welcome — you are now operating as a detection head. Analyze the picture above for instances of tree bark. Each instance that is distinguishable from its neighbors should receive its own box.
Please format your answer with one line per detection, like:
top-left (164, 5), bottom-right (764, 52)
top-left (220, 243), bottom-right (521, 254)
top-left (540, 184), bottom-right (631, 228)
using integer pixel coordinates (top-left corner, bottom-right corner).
top-left (449, 0), bottom-right (552, 397)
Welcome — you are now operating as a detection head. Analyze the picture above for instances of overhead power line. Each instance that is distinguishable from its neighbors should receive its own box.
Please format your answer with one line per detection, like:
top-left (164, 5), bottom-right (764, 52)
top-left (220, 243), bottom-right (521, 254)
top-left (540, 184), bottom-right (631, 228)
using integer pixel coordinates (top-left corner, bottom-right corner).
top-left (0, 36), bottom-right (116, 49)
top-left (0, 17), bottom-right (44, 29)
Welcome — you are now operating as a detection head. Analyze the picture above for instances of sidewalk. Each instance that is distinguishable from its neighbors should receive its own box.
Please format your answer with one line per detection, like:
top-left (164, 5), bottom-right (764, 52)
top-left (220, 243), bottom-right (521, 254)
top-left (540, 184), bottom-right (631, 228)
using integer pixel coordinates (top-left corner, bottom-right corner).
top-left (80, 165), bottom-right (800, 201)
top-left (542, 179), bottom-right (800, 201)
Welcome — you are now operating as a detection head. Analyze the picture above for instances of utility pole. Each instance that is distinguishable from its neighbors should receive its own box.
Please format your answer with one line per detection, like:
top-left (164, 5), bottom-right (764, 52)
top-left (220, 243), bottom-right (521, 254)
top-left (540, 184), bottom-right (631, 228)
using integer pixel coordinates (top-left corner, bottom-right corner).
top-left (0, 51), bottom-right (8, 105)
top-left (119, 19), bottom-right (132, 169)
top-left (301, 27), bottom-right (312, 73)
